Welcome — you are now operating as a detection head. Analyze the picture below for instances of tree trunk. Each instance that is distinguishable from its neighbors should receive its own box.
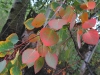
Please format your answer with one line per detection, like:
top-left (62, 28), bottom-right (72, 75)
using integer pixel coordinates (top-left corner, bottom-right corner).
top-left (0, 0), bottom-right (29, 40)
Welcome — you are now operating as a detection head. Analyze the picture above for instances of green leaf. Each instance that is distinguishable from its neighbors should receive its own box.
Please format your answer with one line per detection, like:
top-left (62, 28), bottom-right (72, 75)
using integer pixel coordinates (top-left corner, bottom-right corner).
top-left (24, 18), bottom-right (34, 30)
top-left (51, 2), bottom-right (60, 11)
top-left (34, 57), bottom-right (44, 74)
top-left (0, 60), bottom-right (6, 73)
top-left (10, 66), bottom-right (22, 75)
top-left (6, 33), bottom-right (19, 44)
top-left (0, 40), bottom-right (14, 52)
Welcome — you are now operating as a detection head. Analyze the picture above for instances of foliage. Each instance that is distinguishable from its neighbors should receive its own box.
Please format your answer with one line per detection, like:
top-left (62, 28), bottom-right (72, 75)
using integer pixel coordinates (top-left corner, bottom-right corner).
top-left (0, 0), bottom-right (100, 75)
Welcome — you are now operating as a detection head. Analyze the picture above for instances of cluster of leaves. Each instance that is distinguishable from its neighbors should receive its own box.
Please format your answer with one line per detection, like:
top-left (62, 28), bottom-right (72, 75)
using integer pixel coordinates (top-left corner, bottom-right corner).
top-left (0, 0), bottom-right (100, 75)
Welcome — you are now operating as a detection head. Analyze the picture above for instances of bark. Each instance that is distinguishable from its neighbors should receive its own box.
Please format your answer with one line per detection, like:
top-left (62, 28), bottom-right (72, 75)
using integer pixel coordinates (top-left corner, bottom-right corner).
top-left (0, 0), bottom-right (29, 40)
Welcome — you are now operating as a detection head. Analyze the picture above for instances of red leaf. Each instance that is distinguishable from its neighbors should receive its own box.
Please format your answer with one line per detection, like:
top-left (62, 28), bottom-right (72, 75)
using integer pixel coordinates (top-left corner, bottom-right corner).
top-left (40, 28), bottom-right (59, 46)
top-left (82, 29), bottom-right (99, 45)
top-left (22, 48), bottom-right (40, 64)
top-left (87, 1), bottom-right (96, 10)
top-left (45, 52), bottom-right (58, 69)
top-left (82, 18), bottom-right (96, 29)
top-left (34, 57), bottom-right (44, 74)
top-left (70, 13), bottom-right (76, 30)
top-left (80, 1), bottom-right (96, 10)
top-left (48, 19), bottom-right (67, 30)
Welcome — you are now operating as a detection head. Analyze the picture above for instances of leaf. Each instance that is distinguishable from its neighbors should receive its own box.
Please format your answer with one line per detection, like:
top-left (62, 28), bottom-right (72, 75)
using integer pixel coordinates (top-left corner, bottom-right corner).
top-left (40, 28), bottom-right (59, 46)
top-left (0, 60), bottom-right (6, 73)
top-left (34, 57), bottom-right (44, 74)
top-left (82, 29), bottom-right (99, 45)
top-left (55, 6), bottom-right (66, 17)
top-left (79, 12), bottom-right (88, 23)
top-left (27, 62), bottom-right (34, 68)
top-left (80, 1), bottom-right (96, 10)
top-left (45, 52), bottom-right (58, 69)
top-left (37, 41), bottom-right (49, 57)
top-left (0, 40), bottom-right (14, 52)
top-left (51, 2), bottom-right (60, 11)
top-left (28, 34), bottom-right (39, 43)
top-left (77, 30), bottom-right (82, 49)
top-left (62, 6), bottom-right (74, 23)
top-left (11, 51), bottom-right (19, 64)
top-left (48, 19), bottom-right (67, 30)
top-left (10, 66), bottom-right (22, 75)
top-left (18, 55), bottom-right (26, 69)
top-left (82, 18), bottom-right (96, 29)
top-left (70, 13), bottom-right (76, 30)
top-left (0, 52), bottom-right (6, 57)
top-left (32, 13), bottom-right (46, 28)
top-left (6, 33), bottom-right (19, 44)
top-left (22, 48), bottom-right (40, 65)
top-left (24, 18), bottom-right (34, 30)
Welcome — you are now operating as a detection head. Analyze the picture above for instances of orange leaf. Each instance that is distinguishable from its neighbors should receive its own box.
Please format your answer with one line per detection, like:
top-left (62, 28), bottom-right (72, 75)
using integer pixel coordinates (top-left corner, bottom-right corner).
top-left (82, 29), bottom-right (99, 45)
top-left (79, 12), bottom-right (88, 23)
top-left (40, 28), bottom-right (59, 46)
top-left (55, 6), bottom-right (66, 17)
top-left (29, 34), bottom-right (39, 43)
top-left (80, 3), bottom-right (88, 10)
top-left (80, 1), bottom-right (96, 10)
top-left (62, 6), bottom-right (74, 23)
top-left (37, 41), bottom-right (49, 57)
top-left (32, 13), bottom-right (46, 28)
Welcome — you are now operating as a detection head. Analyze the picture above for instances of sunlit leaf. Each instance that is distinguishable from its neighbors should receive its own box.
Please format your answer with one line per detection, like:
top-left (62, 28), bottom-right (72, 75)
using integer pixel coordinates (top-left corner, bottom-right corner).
top-left (6, 33), bottom-right (18, 44)
top-left (40, 28), bottom-right (59, 46)
top-left (51, 2), bottom-right (60, 11)
top-left (22, 48), bottom-right (40, 65)
top-left (79, 12), bottom-right (88, 23)
top-left (48, 19), bottom-right (67, 30)
top-left (82, 29), bottom-right (99, 45)
top-left (0, 60), bottom-right (6, 73)
top-left (34, 57), bottom-right (44, 74)
top-left (82, 18), bottom-right (96, 29)
top-left (32, 13), bottom-right (46, 28)
top-left (55, 6), bottom-right (66, 17)
top-left (10, 66), bottom-right (22, 75)
top-left (0, 40), bottom-right (14, 52)
top-left (45, 52), bottom-right (58, 69)
top-left (70, 13), bottom-right (76, 30)
top-left (28, 34), bottom-right (39, 43)
top-left (24, 18), bottom-right (34, 30)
